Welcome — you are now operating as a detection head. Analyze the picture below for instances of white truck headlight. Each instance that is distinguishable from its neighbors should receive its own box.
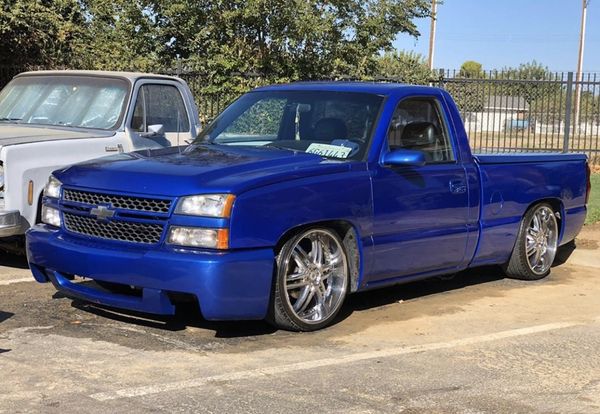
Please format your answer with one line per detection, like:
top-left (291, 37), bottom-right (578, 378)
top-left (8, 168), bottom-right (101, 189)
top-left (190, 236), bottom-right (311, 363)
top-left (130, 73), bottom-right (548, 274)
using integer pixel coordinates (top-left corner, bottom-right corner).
top-left (175, 194), bottom-right (235, 217)
top-left (43, 175), bottom-right (62, 199)
top-left (167, 226), bottom-right (229, 249)
top-left (41, 205), bottom-right (61, 227)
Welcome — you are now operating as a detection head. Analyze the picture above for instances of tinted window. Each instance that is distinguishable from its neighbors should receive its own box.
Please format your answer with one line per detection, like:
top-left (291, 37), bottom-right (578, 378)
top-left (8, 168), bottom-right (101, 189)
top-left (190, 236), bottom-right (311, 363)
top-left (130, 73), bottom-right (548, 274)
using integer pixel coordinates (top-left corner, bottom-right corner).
top-left (199, 90), bottom-right (383, 161)
top-left (388, 98), bottom-right (454, 162)
top-left (131, 84), bottom-right (189, 133)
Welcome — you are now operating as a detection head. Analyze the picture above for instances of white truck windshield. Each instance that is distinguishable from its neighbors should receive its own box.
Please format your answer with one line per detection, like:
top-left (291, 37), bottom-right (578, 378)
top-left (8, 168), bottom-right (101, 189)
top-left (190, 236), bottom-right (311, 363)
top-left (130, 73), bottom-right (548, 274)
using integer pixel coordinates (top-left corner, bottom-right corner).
top-left (0, 75), bottom-right (129, 130)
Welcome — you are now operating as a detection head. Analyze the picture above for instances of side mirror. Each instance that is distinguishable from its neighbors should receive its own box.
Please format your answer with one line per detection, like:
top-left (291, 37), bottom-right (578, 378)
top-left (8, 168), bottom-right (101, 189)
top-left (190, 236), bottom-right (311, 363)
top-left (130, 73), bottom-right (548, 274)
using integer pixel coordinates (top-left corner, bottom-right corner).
top-left (140, 124), bottom-right (164, 138)
top-left (382, 149), bottom-right (426, 167)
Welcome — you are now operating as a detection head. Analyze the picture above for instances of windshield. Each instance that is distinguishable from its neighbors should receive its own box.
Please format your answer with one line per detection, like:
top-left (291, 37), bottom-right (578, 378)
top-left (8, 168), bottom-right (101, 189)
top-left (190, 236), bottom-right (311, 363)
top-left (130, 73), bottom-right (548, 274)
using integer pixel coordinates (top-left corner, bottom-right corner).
top-left (0, 75), bottom-right (130, 130)
top-left (196, 90), bottom-right (384, 160)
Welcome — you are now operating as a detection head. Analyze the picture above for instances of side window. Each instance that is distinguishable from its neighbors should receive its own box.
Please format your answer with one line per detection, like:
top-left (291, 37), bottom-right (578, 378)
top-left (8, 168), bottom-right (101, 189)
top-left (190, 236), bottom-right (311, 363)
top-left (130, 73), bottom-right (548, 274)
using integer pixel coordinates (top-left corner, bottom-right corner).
top-left (131, 84), bottom-right (190, 133)
top-left (387, 98), bottom-right (454, 163)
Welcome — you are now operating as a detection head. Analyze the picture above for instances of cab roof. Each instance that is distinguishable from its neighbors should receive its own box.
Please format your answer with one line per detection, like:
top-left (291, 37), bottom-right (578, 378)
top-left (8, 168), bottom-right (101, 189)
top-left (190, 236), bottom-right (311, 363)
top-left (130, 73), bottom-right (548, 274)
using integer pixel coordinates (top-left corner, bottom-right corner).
top-left (255, 81), bottom-right (441, 96)
top-left (14, 70), bottom-right (182, 83)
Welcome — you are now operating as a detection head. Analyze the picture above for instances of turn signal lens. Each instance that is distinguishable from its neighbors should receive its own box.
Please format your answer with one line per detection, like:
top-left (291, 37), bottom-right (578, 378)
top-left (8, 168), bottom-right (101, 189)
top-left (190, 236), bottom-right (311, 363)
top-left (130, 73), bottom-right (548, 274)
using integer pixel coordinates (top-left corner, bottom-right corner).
top-left (28, 181), bottom-right (34, 206)
top-left (41, 205), bottom-right (61, 227)
top-left (167, 226), bottom-right (229, 249)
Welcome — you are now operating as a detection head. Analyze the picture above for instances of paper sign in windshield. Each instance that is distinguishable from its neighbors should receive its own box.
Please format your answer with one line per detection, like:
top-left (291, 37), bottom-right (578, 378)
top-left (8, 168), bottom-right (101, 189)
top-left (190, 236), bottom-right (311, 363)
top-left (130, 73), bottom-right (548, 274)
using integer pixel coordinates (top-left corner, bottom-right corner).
top-left (306, 143), bottom-right (352, 159)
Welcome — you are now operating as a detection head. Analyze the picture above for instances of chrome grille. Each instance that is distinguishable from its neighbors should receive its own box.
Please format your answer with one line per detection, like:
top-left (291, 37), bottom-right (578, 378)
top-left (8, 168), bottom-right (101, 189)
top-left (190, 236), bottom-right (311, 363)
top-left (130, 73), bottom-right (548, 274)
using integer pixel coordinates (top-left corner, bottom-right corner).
top-left (63, 213), bottom-right (164, 244)
top-left (63, 189), bottom-right (171, 213)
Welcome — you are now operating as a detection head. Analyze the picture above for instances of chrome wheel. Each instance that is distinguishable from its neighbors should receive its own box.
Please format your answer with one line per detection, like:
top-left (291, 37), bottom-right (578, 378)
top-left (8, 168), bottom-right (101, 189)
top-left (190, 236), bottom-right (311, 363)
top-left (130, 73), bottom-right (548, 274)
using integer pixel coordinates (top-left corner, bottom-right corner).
top-left (525, 205), bottom-right (558, 275)
top-left (282, 229), bottom-right (348, 325)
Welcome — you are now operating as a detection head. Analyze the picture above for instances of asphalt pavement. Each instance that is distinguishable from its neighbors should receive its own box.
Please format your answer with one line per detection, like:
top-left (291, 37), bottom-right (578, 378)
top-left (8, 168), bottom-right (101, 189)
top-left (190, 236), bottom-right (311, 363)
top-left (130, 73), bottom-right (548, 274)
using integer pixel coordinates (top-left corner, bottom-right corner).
top-left (1, 226), bottom-right (600, 413)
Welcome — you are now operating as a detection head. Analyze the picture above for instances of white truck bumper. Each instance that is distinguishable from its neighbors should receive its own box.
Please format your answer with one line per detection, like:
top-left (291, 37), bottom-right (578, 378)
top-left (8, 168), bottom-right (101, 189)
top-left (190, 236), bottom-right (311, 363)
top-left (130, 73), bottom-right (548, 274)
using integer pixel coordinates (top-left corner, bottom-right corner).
top-left (0, 210), bottom-right (22, 237)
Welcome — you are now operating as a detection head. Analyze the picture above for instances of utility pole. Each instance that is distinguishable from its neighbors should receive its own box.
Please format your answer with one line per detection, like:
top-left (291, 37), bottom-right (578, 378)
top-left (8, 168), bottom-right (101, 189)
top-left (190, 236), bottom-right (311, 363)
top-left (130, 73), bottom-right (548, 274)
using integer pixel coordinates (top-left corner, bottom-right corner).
top-left (428, 0), bottom-right (437, 70)
top-left (574, 0), bottom-right (589, 134)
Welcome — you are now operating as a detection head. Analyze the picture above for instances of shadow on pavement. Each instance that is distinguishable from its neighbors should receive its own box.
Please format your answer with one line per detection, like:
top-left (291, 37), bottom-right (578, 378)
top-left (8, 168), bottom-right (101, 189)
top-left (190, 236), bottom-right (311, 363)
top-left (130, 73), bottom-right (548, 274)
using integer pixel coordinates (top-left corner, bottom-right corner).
top-left (0, 310), bottom-right (14, 324)
top-left (0, 311), bottom-right (14, 353)
top-left (554, 240), bottom-right (577, 266)
top-left (0, 252), bottom-right (29, 269)
top-left (61, 265), bottom-right (508, 337)
top-left (68, 297), bottom-right (277, 338)
top-left (337, 265), bottom-right (506, 322)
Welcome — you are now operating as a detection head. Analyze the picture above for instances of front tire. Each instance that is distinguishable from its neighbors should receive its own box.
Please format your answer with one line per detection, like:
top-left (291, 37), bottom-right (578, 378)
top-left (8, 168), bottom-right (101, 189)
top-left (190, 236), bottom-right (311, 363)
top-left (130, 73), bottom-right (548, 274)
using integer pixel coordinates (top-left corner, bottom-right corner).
top-left (505, 203), bottom-right (559, 280)
top-left (268, 228), bottom-right (350, 331)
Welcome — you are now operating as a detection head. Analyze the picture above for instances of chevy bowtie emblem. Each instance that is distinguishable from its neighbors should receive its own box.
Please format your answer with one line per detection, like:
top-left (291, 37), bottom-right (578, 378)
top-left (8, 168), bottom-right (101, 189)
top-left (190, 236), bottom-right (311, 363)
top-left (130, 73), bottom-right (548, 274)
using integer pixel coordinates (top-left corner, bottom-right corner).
top-left (90, 205), bottom-right (115, 220)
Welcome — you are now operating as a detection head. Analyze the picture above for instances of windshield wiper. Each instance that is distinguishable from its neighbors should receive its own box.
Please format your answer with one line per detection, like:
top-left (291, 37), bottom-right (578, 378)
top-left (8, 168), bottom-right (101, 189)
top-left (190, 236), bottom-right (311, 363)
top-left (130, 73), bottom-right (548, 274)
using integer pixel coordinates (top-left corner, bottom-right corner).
top-left (54, 121), bottom-right (75, 127)
top-left (0, 117), bottom-right (22, 122)
top-left (264, 143), bottom-right (296, 152)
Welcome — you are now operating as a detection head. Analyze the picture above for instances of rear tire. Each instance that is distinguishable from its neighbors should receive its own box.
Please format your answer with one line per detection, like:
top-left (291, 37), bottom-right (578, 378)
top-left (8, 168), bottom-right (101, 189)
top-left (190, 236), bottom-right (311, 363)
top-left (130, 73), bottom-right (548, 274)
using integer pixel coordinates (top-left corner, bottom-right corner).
top-left (505, 203), bottom-right (559, 280)
top-left (268, 228), bottom-right (350, 331)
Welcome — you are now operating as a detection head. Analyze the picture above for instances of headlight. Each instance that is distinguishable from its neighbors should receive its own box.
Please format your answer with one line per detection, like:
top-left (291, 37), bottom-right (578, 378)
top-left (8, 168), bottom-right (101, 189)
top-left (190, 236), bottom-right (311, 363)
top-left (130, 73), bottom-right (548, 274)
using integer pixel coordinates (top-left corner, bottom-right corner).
top-left (41, 205), bottom-right (61, 227)
top-left (167, 226), bottom-right (229, 249)
top-left (43, 175), bottom-right (62, 199)
top-left (175, 194), bottom-right (235, 217)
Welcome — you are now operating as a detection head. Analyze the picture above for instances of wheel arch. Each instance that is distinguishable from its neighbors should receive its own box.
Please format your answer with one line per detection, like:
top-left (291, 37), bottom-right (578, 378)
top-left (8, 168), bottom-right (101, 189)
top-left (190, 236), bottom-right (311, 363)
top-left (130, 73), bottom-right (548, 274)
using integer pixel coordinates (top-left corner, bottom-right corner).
top-left (274, 220), bottom-right (363, 293)
top-left (523, 198), bottom-right (565, 243)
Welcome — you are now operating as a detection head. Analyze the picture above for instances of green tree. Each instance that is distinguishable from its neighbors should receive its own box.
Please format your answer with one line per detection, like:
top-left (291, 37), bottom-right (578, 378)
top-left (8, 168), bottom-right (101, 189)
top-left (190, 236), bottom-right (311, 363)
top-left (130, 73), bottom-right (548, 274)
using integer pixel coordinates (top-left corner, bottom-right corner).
top-left (0, 0), bottom-right (433, 98)
top-left (155, 0), bottom-right (431, 81)
top-left (0, 0), bottom-right (87, 67)
top-left (374, 51), bottom-right (434, 84)
top-left (459, 60), bottom-right (483, 78)
top-left (493, 61), bottom-right (560, 104)
top-left (75, 0), bottom-right (166, 71)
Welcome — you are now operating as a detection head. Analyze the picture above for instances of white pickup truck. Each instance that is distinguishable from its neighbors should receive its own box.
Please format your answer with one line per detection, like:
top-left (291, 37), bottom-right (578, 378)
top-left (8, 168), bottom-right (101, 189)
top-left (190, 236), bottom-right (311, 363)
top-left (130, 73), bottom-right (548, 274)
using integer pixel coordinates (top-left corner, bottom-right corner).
top-left (0, 70), bottom-right (201, 252)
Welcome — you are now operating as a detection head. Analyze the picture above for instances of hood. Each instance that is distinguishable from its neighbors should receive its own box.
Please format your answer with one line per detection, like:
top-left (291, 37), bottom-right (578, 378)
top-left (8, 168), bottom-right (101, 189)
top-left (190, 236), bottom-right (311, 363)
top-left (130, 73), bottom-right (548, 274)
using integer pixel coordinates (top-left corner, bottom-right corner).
top-left (0, 124), bottom-right (113, 146)
top-left (55, 144), bottom-right (351, 196)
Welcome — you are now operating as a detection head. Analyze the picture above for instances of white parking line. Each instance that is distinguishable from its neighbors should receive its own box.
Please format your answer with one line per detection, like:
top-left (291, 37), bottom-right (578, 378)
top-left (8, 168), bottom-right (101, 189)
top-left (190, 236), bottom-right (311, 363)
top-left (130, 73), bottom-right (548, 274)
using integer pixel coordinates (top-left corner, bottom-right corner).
top-left (0, 277), bottom-right (33, 286)
top-left (90, 321), bottom-right (578, 401)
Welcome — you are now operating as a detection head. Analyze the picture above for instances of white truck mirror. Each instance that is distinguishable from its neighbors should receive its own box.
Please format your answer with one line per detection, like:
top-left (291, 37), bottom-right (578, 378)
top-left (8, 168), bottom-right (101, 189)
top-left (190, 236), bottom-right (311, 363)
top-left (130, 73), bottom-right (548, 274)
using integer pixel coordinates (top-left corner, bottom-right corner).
top-left (141, 124), bottom-right (164, 138)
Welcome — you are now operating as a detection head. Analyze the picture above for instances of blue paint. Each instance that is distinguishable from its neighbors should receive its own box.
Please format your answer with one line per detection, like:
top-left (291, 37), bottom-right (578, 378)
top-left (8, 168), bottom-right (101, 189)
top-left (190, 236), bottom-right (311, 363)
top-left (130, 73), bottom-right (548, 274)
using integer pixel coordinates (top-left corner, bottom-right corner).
top-left (26, 82), bottom-right (589, 322)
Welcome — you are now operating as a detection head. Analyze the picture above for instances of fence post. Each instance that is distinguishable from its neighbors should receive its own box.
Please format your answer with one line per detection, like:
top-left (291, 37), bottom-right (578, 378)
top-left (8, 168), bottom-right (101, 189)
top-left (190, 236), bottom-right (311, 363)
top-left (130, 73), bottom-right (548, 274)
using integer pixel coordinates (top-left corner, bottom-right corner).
top-left (437, 69), bottom-right (445, 89)
top-left (563, 72), bottom-right (574, 153)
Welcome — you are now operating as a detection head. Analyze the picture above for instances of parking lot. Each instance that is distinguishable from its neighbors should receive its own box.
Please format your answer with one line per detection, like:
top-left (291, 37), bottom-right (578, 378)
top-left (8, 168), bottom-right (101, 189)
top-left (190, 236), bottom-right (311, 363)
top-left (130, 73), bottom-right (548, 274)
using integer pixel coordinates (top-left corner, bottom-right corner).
top-left (0, 226), bottom-right (599, 413)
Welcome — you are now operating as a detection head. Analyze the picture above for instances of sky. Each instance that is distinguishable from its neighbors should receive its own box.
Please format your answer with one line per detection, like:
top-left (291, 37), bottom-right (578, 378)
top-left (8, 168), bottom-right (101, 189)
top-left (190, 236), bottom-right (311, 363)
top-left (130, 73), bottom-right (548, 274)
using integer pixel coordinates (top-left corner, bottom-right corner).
top-left (393, 0), bottom-right (600, 72)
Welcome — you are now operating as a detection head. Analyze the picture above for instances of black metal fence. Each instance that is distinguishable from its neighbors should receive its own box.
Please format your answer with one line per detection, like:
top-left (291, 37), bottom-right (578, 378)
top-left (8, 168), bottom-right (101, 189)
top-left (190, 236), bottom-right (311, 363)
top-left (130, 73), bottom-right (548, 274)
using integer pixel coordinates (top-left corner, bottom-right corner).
top-left (2, 65), bottom-right (599, 163)
top-left (438, 70), bottom-right (600, 164)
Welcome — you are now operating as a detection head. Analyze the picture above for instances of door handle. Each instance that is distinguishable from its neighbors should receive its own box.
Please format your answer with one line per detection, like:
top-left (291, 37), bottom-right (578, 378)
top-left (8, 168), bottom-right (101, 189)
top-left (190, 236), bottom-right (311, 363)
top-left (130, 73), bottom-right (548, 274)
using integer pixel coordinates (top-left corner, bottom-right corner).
top-left (449, 180), bottom-right (467, 194)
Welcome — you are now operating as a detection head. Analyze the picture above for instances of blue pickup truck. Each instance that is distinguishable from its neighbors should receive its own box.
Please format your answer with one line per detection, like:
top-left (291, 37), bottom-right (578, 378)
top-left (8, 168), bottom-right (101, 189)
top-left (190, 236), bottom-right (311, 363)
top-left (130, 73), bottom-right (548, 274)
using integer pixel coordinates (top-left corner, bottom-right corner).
top-left (26, 82), bottom-right (591, 331)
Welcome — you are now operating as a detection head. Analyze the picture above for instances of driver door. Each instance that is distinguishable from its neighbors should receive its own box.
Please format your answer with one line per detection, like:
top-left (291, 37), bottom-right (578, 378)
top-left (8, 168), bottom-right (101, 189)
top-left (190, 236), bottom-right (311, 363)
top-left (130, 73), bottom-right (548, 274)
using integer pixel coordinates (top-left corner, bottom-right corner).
top-left (128, 81), bottom-right (193, 149)
top-left (368, 95), bottom-right (470, 282)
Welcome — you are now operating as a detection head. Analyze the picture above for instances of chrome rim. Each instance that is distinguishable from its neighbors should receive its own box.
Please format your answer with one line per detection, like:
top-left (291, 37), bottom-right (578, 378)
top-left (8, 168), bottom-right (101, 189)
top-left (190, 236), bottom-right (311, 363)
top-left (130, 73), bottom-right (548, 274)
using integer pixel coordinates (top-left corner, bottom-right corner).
top-left (525, 206), bottom-right (558, 275)
top-left (282, 229), bottom-right (348, 325)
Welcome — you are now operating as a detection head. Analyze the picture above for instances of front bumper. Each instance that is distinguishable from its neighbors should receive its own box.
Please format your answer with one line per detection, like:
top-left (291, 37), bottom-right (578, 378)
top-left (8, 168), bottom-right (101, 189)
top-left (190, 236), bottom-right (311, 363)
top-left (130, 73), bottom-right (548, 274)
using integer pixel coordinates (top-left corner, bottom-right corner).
top-left (26, 225), bottom-right (275, 320)
top-left (0, 210), bottom-right (22, 237)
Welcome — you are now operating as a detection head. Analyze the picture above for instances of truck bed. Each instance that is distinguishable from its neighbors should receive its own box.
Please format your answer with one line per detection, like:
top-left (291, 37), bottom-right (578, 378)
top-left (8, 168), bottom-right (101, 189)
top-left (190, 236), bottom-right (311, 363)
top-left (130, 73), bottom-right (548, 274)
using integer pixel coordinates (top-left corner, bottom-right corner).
top-left (474, 152), bottom-right (587, 164)
top-left (471, 152), bottom-right (588, 267)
